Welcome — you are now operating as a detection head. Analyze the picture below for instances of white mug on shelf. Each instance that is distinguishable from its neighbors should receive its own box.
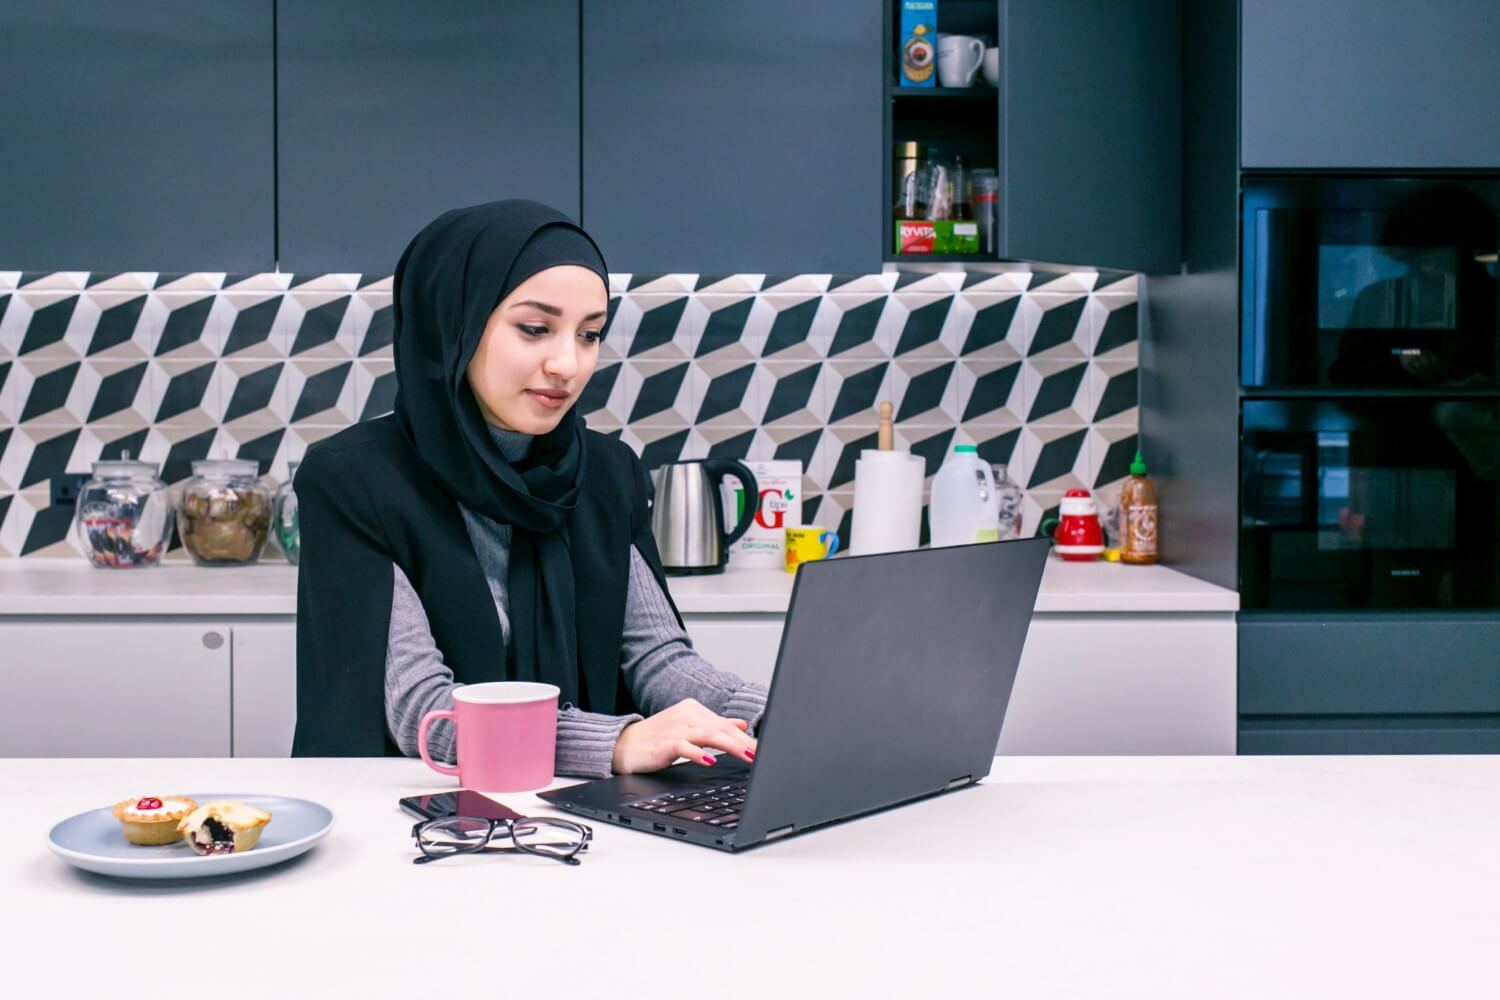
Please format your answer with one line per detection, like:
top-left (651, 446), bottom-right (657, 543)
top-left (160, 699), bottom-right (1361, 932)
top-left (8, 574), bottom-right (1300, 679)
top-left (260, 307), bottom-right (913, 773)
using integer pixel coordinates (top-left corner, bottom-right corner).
top-left (937, 34), bottom-right (985, 88)
top-left (982, 46), bottom-right (999, 87)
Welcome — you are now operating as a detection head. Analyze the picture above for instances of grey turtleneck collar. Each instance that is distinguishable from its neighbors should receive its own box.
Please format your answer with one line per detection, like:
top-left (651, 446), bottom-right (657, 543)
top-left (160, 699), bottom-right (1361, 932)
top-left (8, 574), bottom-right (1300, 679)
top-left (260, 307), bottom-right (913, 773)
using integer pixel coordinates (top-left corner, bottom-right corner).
top-left (486, 423), bottom-right (534, 464)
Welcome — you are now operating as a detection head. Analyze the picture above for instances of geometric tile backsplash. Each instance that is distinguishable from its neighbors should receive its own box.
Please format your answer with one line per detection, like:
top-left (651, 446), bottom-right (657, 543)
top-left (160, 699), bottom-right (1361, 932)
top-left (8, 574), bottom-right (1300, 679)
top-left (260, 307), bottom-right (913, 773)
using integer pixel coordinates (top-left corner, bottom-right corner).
top-left (0, 266), bottom-right (1138, 559)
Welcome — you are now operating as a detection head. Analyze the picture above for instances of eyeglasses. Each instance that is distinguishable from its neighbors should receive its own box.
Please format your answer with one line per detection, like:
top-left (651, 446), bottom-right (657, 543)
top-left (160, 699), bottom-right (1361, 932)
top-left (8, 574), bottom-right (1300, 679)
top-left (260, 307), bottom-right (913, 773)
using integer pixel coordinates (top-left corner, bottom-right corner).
top-left (410, 815), bottom-right (593, 866)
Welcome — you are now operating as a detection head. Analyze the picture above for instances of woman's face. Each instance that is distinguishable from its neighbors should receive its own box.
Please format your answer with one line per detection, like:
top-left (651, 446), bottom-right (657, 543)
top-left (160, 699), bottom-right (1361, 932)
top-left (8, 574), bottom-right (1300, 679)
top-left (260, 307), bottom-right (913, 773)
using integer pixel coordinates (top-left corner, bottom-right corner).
top-left (465, 264), bottom-right (608, 435)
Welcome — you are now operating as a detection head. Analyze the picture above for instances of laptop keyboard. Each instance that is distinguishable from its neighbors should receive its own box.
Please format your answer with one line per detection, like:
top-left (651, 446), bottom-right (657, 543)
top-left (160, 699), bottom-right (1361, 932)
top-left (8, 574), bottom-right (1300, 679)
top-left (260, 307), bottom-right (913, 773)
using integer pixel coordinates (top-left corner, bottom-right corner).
top-left (627, 781), bottom-right (747, 829)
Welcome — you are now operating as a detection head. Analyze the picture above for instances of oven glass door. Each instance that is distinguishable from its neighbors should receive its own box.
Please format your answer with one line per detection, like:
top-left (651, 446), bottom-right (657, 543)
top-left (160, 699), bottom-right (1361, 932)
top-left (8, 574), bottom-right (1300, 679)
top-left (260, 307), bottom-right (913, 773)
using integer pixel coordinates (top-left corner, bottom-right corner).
top-left (1242, 177), bottom-right (1500, 389)
top-left (1241, 399), bottom-right (1500, 609)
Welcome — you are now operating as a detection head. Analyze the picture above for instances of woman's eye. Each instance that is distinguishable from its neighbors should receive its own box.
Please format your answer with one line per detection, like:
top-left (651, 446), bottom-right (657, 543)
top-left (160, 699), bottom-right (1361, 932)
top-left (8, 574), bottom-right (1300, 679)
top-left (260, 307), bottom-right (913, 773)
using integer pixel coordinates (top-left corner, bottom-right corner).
top-left (518, 324), bottom-right (548, 337)
top-left (579, 329), bottom-right (604, 344)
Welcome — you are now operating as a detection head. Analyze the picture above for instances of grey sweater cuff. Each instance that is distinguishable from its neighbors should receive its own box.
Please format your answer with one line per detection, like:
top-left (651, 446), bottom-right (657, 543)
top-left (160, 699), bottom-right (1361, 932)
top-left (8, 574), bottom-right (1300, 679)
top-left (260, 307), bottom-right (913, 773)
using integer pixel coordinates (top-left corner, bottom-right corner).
top-left (555, 706), bottom-right (644, 779)
top-left (722, 682), bottom-right (770, 734)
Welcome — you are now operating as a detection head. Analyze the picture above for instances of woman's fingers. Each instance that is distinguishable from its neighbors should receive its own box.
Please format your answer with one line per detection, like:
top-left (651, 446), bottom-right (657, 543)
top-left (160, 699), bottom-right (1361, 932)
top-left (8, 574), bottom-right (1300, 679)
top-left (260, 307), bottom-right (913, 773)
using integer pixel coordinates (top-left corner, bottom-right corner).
top-left (676, 738), bottom-right (715, 766)
top-left (691, 724), bottom-right (757, 762)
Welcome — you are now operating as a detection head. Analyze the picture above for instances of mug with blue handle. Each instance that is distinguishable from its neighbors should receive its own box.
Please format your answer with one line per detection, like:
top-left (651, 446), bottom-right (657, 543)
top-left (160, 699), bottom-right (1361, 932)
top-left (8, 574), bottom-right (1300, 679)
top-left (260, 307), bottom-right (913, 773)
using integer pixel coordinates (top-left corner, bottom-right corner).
top-left (784, 526), bottom-right (840, 573)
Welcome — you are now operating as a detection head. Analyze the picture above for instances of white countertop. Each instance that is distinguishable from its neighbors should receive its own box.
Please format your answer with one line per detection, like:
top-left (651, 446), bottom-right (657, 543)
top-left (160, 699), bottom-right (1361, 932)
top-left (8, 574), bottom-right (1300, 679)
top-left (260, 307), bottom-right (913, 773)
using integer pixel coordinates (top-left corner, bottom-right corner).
top-left (0, 555), bottom-right (1238, 616)
top-left (8, 754), bottom-right (1494, 996)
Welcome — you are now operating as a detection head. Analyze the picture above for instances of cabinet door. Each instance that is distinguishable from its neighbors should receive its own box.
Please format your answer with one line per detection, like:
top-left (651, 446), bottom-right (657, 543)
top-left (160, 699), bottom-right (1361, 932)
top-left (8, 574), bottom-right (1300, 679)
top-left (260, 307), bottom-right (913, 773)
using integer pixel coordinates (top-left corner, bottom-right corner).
top-left (0, 623), bottom-right (231, 757)
top-left (231, 621), bottom-right (297, 757)
top-left (998, 0), bottom-right (1181, 273)
top-left (0, 2), bottom-right (274, 272)
top-left (582, 1), bottom-right (882, 274)
top-left (998, 614), bottom-right (1238, 755)
top-left (1242, 0), bottom-right (1500, 168)
top-left (277, 1), bottom-right (582, 275)
top-left (681, 614), bottom-right (786, 690)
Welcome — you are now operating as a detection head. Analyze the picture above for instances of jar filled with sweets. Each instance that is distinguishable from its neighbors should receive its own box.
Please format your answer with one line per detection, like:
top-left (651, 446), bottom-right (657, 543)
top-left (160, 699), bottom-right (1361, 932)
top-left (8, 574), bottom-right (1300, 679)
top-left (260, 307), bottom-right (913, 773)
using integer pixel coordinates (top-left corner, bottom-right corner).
top-left (273, 460), bottom-right (301, 566)
top-left (177, 459), bottom-right (272, 566)
top-left (74, 454), bottom-right (172, 568)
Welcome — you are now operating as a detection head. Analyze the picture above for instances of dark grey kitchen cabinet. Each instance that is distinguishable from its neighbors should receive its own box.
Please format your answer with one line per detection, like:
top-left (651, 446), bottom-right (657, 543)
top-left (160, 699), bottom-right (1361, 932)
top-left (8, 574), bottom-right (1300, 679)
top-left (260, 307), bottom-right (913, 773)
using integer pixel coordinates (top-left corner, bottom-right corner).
top-left (1241, 0), bottom-right (1500, 169)
top-left (1239, 614), bottom-right (1500, 754)
top-left (277, 1), bottom-right (581, 275)
top-left (581, 0), bottom-right (882, 274)
top-left (996, 0), bottom-right (1182, 273)
top-left (0, 2), bottom-right (275, 272)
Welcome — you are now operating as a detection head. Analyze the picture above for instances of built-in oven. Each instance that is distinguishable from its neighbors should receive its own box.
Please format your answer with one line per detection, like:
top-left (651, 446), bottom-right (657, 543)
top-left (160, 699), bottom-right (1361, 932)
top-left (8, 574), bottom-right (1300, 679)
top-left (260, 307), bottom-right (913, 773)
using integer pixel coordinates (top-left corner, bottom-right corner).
top-left (1242, 176), bottom-right (1500, 390)
top-left (1240, 398), bottom-right (1500, 610)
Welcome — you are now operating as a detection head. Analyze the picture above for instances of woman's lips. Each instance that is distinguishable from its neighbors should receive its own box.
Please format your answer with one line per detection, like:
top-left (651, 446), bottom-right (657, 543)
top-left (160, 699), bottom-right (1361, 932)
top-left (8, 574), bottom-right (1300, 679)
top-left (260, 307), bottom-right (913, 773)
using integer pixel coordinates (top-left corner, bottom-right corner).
top-left (525, 389), bottom-right (569, 410)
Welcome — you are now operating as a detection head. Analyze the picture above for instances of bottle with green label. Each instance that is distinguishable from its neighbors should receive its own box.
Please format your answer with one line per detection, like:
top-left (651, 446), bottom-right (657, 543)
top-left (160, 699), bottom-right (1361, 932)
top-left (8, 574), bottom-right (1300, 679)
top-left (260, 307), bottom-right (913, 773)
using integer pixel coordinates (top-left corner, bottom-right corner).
top-left (1120, 451), bottom-right (1158, 564)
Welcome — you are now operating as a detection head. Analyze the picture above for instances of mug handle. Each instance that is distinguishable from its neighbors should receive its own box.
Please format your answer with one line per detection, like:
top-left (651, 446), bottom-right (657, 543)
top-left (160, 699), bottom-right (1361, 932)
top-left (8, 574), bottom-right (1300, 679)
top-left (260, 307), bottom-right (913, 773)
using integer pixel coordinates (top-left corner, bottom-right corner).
top-left (418, 709), bottom-right (460, 776)
top-left (966, 38), bottom-right (985, 81)
top-left (819, 530), bottom-right (841, 558)
top-left (1039, 517), bottom-right (1060, 539)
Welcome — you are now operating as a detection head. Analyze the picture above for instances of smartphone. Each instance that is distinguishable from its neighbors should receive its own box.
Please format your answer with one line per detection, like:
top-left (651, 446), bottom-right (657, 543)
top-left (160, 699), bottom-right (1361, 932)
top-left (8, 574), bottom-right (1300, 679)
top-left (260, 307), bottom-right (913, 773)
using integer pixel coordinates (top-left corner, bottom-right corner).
top-left (399, 790), bottom-right (524, 823)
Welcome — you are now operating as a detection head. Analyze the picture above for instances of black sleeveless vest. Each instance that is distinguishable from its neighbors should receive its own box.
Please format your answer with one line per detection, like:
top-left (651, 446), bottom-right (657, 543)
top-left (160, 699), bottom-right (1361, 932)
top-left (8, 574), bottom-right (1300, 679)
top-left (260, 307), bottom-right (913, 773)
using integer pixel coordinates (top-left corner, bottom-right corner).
top-left (291, 414), bottom-right (675, 757)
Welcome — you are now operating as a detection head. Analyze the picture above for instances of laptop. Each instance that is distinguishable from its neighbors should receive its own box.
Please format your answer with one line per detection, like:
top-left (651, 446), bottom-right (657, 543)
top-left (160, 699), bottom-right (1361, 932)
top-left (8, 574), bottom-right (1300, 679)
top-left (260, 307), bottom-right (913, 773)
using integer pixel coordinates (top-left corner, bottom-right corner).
top-left (538, 536), bottom-right (1052, 851)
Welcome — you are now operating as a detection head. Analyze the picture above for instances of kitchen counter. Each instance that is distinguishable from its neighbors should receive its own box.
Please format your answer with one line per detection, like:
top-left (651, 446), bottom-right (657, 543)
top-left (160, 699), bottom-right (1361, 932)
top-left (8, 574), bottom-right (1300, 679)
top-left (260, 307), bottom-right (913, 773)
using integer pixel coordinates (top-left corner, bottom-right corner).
top-left (10, 754), bottom-right (1498, 996)
top-left (0, 555), bottom-right (1238, 616)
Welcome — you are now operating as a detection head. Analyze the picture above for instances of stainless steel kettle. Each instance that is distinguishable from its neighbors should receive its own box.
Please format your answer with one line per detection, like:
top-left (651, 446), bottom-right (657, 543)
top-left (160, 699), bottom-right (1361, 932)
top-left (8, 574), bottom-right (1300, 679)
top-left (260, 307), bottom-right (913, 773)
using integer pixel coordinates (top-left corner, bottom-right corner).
top-left (649, 459), bottom-right (760, 575)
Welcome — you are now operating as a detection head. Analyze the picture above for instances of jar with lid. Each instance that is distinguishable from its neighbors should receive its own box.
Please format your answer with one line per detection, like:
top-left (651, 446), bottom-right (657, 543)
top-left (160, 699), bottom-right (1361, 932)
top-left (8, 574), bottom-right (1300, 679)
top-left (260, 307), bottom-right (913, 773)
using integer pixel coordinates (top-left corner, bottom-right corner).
top-left (74, 453), bottom-right (172, 568)
top-left (274, 460), bottom-right (301, 566)
top-left (177, 459), bottom-right (273, 566)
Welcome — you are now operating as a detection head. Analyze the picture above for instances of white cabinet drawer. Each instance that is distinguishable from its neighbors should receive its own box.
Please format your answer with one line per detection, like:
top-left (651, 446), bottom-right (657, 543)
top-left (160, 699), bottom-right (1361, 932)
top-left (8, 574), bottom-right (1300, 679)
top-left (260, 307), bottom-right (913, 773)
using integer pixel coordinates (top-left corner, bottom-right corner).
top-left (0, 622), bottom-right (231, 757)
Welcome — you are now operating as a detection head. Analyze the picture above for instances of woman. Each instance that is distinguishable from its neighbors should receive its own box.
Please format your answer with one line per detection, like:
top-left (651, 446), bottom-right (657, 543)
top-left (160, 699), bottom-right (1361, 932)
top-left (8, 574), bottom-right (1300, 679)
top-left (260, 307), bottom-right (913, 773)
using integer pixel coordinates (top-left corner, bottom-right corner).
top-left (292, 200), bottom-right (765, 776)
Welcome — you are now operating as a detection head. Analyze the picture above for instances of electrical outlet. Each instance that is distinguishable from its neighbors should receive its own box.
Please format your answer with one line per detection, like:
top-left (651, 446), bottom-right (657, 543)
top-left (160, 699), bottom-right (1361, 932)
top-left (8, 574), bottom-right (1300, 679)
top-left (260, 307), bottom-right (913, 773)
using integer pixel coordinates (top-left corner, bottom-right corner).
top-left (50, 473), bottom-right (90, 508)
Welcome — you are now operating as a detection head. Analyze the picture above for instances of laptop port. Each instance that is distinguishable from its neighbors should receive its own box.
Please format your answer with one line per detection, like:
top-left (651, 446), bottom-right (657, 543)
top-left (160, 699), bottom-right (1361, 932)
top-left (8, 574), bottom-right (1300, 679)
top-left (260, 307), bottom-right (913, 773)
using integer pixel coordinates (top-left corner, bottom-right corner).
top-left (652, 822), bottom-right (666, 832)
top-left (671, 827), bottom-right (688, 837)
top-left (618, 816), bottom-right (632, 826)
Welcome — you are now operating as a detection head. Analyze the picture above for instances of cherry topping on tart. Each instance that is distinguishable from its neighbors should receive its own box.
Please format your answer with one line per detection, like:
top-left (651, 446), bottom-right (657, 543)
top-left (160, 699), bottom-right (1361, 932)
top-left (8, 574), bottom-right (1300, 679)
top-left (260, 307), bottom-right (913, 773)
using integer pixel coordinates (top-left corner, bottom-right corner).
top-left (135, 797), bottom-right (163, 811)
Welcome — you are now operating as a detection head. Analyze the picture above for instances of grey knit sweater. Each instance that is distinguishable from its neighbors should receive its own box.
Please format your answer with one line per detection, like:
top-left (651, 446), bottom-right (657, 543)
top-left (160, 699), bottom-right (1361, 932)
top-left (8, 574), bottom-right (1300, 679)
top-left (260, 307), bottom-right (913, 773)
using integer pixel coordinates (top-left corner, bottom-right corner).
top-left (384, 427), bottom-right (768, 777)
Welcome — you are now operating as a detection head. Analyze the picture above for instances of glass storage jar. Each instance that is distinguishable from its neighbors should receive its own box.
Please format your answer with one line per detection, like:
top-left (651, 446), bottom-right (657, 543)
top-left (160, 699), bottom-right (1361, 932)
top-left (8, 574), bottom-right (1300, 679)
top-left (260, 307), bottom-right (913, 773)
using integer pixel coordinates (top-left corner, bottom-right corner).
top-left (274, 460), bottom-right (301, 566)
top-left (74, 454), bottom-right (172, 568)
top-left (177, 459), bottom-right (273, 566)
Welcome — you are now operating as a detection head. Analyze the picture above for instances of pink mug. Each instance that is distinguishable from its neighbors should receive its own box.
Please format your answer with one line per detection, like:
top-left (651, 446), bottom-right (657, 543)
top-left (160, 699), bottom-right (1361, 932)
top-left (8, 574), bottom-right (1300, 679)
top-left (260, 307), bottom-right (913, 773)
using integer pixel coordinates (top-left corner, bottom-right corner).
top-left (417, 681), bottom-right (559, 792)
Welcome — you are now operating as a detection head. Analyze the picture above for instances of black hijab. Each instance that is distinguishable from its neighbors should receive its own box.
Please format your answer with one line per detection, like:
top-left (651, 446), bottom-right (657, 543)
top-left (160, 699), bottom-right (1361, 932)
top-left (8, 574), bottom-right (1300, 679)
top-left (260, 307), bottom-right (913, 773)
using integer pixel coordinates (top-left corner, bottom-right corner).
top-left (391, 199), bottom-right (609, 707)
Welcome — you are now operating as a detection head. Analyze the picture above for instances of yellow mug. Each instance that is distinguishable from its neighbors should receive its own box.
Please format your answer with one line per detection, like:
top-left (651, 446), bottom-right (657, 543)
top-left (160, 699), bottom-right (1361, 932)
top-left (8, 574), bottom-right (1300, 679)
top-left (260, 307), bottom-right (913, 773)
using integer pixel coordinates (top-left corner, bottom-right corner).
top-left (784, 526), bottom-right (841, 573)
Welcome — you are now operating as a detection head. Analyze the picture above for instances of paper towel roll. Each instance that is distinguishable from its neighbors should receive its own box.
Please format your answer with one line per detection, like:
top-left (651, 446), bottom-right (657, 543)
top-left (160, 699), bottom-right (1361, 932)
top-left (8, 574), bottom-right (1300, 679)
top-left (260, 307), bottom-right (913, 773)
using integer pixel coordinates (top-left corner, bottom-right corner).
top-left (850, 450), bottom-right (924, 555)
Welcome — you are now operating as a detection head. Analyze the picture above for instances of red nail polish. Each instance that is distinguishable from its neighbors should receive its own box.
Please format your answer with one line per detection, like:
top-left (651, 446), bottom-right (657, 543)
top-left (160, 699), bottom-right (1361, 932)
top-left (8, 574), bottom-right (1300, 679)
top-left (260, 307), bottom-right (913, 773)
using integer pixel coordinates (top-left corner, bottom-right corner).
top-left (745, 750), bottom-right (756, 761)
top-left (702, 754), bottom-right (716, 765)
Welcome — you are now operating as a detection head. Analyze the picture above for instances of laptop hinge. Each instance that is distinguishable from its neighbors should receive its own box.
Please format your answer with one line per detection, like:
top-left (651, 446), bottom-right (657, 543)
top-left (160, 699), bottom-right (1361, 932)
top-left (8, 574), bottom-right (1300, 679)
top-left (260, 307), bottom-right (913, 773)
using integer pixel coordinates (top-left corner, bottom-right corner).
top-left (765, 824), bottom-right (795, 841)
top-left (945, 775), bottom-right (973, 790)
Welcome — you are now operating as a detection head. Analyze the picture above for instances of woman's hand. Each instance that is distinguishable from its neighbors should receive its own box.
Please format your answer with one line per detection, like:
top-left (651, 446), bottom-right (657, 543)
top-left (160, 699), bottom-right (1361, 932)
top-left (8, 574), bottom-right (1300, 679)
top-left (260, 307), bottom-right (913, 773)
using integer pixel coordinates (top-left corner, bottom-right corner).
top-left (612, 698), bottom-right (757, 775)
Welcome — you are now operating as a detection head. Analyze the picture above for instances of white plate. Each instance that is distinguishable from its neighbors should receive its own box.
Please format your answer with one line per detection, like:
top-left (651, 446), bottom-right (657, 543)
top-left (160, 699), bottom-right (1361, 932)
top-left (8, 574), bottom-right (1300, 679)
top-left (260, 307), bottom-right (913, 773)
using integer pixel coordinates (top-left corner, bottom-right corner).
top-left (47, 794), bottom-right (335, 880)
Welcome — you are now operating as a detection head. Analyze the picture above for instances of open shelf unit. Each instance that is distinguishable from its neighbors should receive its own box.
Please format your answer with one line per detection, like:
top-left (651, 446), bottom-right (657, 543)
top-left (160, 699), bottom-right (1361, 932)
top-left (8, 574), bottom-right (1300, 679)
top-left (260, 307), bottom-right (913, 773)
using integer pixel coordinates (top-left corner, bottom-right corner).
top-left (881, 0), bottom-right (1001, 264)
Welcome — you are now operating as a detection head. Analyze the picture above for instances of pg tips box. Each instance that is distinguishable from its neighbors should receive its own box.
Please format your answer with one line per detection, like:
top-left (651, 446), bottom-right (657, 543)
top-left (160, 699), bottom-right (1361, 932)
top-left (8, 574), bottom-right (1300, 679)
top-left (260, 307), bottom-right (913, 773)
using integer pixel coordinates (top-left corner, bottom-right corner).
top-left (722, 460), bottom-right (803, 570)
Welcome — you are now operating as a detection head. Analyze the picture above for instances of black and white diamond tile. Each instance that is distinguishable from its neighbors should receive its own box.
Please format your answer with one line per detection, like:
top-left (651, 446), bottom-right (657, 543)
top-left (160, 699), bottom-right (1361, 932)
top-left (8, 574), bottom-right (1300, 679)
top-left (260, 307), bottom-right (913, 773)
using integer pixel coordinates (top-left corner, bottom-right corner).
top-left (1020, 425), bottom-right (1092, 492)
top-left (756, 360), bottom-right (824, 427)
top-left (758, 295), bottom-right (826, 362)
top-left (353, 360), bottom-right (398, 424)
top-left (1090, 358), bottom-right (1139, 425)
top-left (286, 359), bottom-right (357, 425)
top-left (1087, 423), bottom-right (1140, 491)
top-left (889, 358), bottom-right (958, 426)
top-left (1023, 358), bottom-right (1092, 426)
top-left (0, 268), bottom-right (1137, 559)
top-left (953, 359), bottom-right (1026, 427)
top-left (1025, 293), bottom-right (1091, 360)
top-left (819, 358), bottom-right (890, 427)
top-left (823, 294), bottom-right (889, 359)
top-left (1091, 294), bottom-right (1139, 361)
top-left (625, 360), bottom-right (695, 427)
